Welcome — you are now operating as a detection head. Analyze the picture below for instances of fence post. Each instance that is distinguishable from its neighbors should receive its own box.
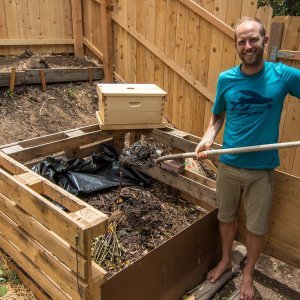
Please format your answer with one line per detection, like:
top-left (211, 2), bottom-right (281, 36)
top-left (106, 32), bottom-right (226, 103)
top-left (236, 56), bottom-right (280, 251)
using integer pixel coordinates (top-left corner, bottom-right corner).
top-left (71, 0), bottom-right (84, 59)
top-left (101, 0), bottom-right (113, 82)
top-left (266, 17), bottom-right (286, 61)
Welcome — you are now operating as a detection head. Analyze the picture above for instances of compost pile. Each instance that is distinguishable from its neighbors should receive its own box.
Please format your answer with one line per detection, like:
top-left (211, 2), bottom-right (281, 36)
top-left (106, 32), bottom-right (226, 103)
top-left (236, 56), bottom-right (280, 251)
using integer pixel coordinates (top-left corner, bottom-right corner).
top-left (87, 182), bottom-right (205, 277)
top-left (120, 138), bottom-right (173, 168)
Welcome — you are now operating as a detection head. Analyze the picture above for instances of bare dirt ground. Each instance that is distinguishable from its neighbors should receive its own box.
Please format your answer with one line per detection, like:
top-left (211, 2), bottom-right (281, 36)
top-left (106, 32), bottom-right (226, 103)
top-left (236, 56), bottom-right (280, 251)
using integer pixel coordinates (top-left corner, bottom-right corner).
top-left (0, 54), bottom-right (299, 299)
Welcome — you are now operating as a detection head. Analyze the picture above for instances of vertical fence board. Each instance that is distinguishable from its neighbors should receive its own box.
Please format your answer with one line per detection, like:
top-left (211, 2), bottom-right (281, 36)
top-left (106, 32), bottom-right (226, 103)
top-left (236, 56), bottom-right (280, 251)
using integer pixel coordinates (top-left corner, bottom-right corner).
top-left (16, 0), bottom-right (30, 39)
top-left (278, 17), bottom-right (300, 174)
top-left (192, 91), bottom-right (206, 135)
top-left (0, 0), bottom-right (9, 54)
top-left (221, 0), bottom-right (242, 72)
top-left (204, 0), bottom-right (227, 143)
top-left (3, 0), bottom-right (19, 39)
top-left (163, 0), bottom-right (177, 121)
top-left (172, 2), bottom-right (187, 127)
top-left (154, 0), bottom-right (167, 88)
top-left (127, 0), bottom-right (137, 82)
top-left (145, 0), bottom-right (155, 83)
top-left (136, 0), bottom-right (146, 83)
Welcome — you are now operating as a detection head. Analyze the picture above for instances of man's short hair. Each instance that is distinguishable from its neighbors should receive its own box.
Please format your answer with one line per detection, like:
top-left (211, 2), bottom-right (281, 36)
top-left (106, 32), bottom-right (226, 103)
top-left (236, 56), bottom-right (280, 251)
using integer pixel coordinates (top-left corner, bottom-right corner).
top-left (234, 16), bottom-right (266, 41)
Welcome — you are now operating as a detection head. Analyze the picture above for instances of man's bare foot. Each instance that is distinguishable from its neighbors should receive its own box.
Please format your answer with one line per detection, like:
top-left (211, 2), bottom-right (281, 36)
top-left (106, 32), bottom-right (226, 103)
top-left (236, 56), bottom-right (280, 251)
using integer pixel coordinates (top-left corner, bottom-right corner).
top-left (240, 274), bottom-right (255, 300)
top-left (207, 260), bottom-right (232, 283)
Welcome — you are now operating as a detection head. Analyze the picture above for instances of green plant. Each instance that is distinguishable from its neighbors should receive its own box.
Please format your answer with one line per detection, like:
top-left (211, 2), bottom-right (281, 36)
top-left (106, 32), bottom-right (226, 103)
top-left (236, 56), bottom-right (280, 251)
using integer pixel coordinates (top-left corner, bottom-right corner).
top-left (258, 0), bottom-right (300, 16)
top-left (0, 265), bottom-right (8, 297)
top-left (4, 89), bottom-right (14, 99)
top-left (65, 83), bottom-right (77, 99)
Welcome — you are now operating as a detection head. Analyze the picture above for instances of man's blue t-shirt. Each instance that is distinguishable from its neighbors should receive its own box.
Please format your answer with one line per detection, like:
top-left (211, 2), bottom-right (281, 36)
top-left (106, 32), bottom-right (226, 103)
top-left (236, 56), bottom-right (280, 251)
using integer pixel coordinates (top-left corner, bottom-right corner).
top-left (212, 62), bottom-right (300, 169)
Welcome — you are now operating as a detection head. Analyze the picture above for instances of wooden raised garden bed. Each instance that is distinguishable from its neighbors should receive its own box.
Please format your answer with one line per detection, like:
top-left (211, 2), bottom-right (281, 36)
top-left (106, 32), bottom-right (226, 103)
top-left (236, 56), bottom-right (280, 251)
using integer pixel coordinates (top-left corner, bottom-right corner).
top-left (1, 124), bottom-right (299, 299)
top-left (0, 125), bottom-right (221, 300)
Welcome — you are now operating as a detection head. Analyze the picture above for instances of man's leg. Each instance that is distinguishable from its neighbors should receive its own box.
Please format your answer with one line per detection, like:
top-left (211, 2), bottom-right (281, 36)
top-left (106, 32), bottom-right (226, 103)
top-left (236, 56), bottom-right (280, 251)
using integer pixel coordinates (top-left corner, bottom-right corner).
top-left (240, 232), bottom-right (264, 300)
top-left (207, 221), bottom-right (237, 283)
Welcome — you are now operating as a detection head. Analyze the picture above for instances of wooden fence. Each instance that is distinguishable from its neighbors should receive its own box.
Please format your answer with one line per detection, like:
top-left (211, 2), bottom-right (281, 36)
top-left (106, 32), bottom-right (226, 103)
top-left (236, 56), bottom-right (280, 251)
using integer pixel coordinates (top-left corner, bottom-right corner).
top-left (0, 0), bottom-right (75, 55)
top-left (267, 16), bottom-right (300, 176)
top-left (0, 0), bottom-right (299, 176)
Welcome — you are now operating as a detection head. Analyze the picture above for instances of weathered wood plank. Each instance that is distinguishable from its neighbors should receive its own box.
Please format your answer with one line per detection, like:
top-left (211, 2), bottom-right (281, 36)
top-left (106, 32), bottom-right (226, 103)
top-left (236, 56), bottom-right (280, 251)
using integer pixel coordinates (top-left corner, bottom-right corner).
top-left (0, 233), bottom-right (71, 300)
top-left (0, 210), bottom-right (87, 299)
top-left (0, 68), bottom-right (103, 87)
top-left (6, 130), bottom-right (113, 162)
top-left (136, 164), bottom-right (217, 207)
top-left (0, 191), bottom-right (87, 278)
top-left (0, 168), bottom-right (87, 252)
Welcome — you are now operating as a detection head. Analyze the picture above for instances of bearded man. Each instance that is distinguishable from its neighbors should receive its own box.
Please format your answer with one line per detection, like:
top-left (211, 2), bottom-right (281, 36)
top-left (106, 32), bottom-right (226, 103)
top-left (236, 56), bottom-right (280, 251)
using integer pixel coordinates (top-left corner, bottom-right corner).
top-left (195, 17), bottom-right (300, 300)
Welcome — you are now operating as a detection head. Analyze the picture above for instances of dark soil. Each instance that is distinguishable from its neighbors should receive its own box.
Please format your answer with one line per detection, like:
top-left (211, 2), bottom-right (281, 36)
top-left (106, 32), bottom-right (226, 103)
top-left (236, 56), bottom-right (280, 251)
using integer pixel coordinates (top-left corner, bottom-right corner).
top-left (87, 183), bottom-right (205, 277)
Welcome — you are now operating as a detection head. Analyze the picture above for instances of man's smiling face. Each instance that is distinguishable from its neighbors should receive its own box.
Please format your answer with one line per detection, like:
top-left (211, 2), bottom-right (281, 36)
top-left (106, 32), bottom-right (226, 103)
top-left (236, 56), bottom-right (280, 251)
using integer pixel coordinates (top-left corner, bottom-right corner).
top-left (235, 20), bottom-right (268, 69)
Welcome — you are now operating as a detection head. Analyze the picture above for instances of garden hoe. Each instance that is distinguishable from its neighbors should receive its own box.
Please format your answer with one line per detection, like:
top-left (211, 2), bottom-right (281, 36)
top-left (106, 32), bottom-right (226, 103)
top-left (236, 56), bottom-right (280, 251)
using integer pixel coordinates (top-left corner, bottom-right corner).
top-left (155, 141), bottom-right (300, 164)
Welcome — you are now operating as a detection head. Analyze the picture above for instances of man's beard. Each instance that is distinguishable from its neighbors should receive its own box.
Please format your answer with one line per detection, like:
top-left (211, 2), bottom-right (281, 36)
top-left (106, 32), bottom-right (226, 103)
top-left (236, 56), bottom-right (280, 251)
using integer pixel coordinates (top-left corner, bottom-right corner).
top-left (239, 43), bottom-right (265, 67)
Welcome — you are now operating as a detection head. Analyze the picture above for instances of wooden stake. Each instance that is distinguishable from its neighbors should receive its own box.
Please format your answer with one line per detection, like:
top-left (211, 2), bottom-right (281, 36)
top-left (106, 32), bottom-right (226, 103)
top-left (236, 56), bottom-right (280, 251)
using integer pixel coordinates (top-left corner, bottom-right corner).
top-left (9, 67), bottom-right (16, 92)
top-left (88, 67), bottom-right (93, 84)
top-left (39, 69), bottom-right (47, 92)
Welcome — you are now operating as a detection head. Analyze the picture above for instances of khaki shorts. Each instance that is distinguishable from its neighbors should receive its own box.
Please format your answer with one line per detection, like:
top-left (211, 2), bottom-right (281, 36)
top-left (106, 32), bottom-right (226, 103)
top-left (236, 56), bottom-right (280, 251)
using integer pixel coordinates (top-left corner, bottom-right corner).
top-left (216, 163), bottom-right (275, 235)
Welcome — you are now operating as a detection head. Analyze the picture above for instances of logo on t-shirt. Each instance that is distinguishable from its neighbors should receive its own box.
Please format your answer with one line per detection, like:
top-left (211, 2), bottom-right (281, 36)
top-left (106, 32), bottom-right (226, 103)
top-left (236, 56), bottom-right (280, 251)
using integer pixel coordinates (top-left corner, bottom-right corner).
top-left (231, 90), bottom-right (273, 116)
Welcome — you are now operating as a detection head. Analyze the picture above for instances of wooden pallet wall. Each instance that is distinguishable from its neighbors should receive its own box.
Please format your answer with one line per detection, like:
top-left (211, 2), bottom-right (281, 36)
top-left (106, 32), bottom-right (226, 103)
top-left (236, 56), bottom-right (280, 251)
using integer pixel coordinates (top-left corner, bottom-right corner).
top-left (110, 0), bottom-right (273, 144)
top-left (0, 0), bottom-right (74, 55)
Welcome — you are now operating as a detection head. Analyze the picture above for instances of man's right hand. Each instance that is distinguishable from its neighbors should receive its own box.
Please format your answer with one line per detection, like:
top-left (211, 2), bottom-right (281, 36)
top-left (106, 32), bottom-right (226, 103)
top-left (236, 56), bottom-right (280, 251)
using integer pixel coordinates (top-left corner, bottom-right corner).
top-left (194, 139), bottom-right (213, 160)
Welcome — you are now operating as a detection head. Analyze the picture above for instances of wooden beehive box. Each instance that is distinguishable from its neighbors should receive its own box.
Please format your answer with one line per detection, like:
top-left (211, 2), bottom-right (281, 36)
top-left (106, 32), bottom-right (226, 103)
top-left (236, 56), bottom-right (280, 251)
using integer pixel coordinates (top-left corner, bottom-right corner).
top-left (96, 83), bottom-right (167, 130)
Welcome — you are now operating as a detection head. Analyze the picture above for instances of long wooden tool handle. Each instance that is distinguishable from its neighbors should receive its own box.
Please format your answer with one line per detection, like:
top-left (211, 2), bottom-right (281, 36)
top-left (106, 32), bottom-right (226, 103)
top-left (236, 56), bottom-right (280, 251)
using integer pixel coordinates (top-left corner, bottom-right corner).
top-left (155, 141), bottom-right (300, 163)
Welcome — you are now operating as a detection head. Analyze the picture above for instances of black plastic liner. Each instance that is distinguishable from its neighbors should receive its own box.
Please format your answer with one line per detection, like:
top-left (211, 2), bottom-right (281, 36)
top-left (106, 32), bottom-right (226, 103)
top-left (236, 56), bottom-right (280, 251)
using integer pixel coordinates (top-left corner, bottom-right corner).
top-left (31, 145), bottom-right (150, 196)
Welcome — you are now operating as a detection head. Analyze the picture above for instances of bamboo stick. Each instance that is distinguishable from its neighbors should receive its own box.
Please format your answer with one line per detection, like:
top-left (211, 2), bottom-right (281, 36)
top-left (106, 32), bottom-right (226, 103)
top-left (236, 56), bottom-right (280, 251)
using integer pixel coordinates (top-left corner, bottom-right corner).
top-left (155, 141), bottom-right (300, 163)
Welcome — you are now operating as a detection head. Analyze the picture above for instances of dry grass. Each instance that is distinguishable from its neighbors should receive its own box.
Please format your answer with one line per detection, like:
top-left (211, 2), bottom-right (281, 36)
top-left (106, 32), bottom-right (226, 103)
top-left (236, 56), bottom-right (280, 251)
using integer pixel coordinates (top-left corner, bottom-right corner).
top-left (0, 250), bottom-right (36, 300)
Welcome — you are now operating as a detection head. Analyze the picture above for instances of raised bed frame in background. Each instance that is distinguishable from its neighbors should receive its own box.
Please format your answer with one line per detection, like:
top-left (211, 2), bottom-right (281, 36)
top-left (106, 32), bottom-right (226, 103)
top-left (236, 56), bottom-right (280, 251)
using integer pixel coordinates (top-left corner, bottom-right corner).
top-left (0, 125), bottom-right (299, 299)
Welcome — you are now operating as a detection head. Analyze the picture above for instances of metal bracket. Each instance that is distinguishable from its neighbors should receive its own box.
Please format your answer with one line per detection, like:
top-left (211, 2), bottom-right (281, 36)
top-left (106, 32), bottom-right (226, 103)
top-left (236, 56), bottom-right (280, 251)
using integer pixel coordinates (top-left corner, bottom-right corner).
top-left (270, 46), bottom-right (296, 61)
top-left (270, 46), bottom-right (278, 61)
top-left (277, 51), bottom-right (295, 59)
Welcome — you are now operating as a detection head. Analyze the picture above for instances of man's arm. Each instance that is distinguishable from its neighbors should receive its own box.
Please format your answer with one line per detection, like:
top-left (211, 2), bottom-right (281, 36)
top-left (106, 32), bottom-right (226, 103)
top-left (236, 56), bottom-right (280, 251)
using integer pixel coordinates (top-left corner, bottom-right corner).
top-left (194, 112), bottom-right (225, 159)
